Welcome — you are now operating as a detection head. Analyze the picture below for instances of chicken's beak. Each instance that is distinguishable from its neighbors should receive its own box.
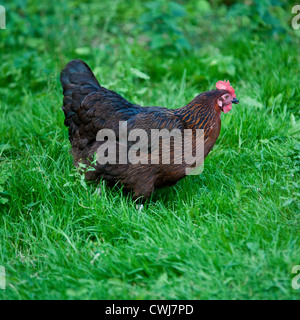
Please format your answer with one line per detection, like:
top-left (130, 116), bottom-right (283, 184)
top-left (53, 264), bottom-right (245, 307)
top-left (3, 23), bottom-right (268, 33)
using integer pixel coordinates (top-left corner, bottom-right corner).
top-left (232, 97), bottom-right (239, 104)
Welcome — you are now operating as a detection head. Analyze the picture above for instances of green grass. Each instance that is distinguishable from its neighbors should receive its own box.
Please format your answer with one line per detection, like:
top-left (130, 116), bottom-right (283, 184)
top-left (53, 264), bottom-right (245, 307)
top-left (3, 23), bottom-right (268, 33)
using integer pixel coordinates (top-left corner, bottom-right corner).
top-left (0, 0), bottom-right (299, 299)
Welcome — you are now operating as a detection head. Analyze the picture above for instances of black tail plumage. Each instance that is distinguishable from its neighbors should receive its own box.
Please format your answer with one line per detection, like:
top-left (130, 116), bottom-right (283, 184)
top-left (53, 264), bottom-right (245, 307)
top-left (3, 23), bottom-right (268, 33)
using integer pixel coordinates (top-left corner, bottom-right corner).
top-left (60, 59), bottom-right (100, 129)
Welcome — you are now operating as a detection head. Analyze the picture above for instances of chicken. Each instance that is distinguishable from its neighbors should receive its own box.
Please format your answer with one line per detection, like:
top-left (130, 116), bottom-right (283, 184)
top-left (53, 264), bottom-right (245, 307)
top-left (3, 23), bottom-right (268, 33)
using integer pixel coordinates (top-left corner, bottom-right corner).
top-left (60, 59), bottom-right (239, 200)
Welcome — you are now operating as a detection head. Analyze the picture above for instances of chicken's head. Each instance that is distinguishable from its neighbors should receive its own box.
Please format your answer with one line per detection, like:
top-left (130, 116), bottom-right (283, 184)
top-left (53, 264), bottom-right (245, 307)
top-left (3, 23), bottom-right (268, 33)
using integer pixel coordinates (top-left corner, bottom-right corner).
top-left (216, 80), bottom-right (239, 113)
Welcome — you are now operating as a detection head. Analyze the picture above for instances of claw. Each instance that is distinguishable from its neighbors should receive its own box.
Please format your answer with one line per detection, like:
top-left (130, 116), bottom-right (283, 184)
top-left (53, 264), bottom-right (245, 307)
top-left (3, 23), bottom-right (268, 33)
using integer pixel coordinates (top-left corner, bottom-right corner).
top-left (136, 204), bottom-right (144, 212)
top-left (96, 187), bottom-right (101, 196)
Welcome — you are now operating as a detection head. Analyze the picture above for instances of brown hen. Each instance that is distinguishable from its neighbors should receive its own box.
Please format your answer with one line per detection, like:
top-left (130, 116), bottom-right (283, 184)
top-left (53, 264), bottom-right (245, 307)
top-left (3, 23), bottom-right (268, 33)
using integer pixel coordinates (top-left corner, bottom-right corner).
top-left (60, 59), bottom-right (239, 199)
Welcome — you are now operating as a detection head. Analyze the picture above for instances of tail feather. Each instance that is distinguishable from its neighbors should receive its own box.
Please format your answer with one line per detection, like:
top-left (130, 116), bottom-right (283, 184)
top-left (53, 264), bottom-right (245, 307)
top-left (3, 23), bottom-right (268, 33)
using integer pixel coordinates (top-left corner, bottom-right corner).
top-left (60, 59), bottom-right (100, 130)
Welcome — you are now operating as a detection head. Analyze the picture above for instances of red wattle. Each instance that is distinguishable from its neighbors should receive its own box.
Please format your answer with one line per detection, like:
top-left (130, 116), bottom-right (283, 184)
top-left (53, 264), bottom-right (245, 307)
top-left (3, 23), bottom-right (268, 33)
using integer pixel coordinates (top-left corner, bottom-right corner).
top-left (222, 103), bottom-right (232, 113)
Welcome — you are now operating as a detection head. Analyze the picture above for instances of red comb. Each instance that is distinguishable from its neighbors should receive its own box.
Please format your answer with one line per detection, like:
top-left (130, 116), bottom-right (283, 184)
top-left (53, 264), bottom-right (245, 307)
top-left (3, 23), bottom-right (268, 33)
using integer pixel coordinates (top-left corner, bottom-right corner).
top-left (216, 80), bottom-right (236, 98)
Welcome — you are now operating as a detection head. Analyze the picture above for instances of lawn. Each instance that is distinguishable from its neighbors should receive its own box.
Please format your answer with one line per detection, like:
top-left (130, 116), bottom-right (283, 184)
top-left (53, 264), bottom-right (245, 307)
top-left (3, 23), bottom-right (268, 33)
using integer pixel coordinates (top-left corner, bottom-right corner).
top-left (0, 0), bottom-right (299, 300)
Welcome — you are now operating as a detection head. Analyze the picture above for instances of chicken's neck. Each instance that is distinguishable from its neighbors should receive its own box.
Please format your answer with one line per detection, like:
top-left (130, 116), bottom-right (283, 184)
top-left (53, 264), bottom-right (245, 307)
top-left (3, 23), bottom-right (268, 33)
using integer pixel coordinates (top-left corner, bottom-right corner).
top-left (175, 91), bottom-right (223, 158)
top-left (175, 92), bottom-right (221, 131)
